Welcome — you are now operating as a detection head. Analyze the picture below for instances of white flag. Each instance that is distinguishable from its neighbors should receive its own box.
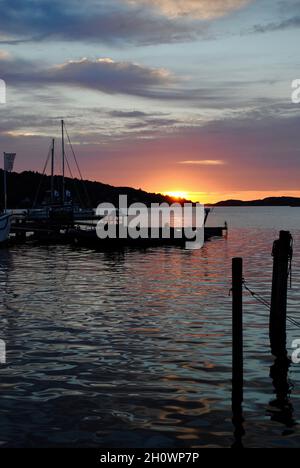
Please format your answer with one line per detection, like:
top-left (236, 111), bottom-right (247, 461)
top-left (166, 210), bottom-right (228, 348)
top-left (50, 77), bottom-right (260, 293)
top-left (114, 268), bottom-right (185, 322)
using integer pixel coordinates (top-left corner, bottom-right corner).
top-left (4, 152), bottom-right (16, 172)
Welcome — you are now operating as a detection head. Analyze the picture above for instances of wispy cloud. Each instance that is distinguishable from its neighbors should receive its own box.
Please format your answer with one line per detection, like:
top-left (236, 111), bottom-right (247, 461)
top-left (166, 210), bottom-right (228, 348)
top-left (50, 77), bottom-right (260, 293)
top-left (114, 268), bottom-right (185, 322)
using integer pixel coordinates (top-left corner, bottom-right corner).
top-left (252, 16), bottom-right (300, 33)
top-left (128, 0), bottom-right (252, 19)
top-left (178, 159), bottom-right (226, 165)
top-left (108, 110), bottom-right (151, 119)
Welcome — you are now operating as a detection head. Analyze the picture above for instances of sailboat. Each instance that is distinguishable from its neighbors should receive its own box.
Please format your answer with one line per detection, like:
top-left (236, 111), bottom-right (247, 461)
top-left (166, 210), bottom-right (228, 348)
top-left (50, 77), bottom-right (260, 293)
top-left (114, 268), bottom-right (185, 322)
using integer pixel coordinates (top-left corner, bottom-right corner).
top-left (28, 120), bottom-right (94, 222)
top-left (0, 152), bottom-right (16, 244)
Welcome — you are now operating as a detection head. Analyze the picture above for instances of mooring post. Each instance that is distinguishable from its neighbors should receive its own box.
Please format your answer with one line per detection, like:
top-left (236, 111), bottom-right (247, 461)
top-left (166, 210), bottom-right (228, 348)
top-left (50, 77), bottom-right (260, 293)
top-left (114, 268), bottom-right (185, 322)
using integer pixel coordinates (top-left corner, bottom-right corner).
top-left (270, 231), bottom-right (292, 357)
top-left (232, 257), bottom-right (243, 408)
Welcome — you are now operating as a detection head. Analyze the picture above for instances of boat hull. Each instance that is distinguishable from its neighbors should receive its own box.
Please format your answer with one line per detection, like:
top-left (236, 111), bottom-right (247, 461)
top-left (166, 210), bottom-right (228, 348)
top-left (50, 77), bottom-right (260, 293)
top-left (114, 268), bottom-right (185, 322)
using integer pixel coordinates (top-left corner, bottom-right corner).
top-left (0, 214), bottom-right (11, 244)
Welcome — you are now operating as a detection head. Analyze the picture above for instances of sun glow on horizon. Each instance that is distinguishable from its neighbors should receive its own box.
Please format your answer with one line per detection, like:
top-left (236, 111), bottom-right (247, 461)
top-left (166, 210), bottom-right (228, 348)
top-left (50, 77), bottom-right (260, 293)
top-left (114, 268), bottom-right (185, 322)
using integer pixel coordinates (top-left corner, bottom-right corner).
top-left (160, 189), bottom-right (300, 205)
top-left (163, 191), bottom-right (189, 200)
top-left (162, 190), bottom-right (212, 203)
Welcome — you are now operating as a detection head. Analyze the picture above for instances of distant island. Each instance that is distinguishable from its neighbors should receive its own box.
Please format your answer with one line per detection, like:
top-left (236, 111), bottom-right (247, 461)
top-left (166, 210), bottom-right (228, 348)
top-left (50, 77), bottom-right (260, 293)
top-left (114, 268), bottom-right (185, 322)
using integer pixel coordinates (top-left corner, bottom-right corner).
top-left (209, 197), bottom-right (300, 207)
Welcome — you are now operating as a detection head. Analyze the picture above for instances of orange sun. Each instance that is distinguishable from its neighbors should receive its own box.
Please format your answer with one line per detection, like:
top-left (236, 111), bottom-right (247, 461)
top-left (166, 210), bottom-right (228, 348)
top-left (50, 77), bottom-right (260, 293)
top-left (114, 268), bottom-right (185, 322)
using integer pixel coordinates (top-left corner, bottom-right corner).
top-left (164, 191), bottom-right (189, 200)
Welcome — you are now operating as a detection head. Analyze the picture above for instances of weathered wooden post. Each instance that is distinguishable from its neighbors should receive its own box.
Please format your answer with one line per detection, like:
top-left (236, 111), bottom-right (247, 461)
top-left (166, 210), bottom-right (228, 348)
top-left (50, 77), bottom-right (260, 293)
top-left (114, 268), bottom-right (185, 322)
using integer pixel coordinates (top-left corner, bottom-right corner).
top-left (270, 231), bottom-right (292, 357)
top-left (232, 258), bottom-right (243, 408)
top-left (232, 258), bottom-right (244, 448)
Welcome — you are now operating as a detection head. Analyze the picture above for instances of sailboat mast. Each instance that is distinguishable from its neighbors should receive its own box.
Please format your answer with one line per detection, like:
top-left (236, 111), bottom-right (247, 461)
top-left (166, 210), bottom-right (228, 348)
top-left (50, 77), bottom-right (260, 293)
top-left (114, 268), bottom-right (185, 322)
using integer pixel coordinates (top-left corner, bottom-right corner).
top-left (61, 120), bottom-right (65, 204)
top-left (3, 164), bottom-right (7, 213)
top-left (3, 152), bottom-right (16, 213)
top-left (51, 138), bottom-right (55, 204)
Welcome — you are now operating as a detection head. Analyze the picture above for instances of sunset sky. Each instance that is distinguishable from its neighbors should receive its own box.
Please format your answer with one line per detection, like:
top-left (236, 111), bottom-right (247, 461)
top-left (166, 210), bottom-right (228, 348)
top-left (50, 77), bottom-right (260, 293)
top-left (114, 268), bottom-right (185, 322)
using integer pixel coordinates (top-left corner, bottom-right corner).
top-left (0, 0), bottom-right (300, 203)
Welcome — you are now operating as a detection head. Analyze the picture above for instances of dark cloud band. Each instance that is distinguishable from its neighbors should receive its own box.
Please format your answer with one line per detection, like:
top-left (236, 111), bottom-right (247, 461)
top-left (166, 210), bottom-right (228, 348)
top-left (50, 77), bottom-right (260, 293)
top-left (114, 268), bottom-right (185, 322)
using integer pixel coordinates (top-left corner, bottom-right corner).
top-left (0, 0), bottom-right (206, 45)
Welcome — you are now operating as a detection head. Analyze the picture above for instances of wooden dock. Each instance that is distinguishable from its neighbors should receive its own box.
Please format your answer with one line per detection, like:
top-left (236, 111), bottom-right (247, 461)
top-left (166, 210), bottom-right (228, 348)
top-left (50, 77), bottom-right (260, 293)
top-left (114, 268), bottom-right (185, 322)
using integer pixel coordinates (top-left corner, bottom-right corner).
top-left (9, 216), bottom-right (227, 248)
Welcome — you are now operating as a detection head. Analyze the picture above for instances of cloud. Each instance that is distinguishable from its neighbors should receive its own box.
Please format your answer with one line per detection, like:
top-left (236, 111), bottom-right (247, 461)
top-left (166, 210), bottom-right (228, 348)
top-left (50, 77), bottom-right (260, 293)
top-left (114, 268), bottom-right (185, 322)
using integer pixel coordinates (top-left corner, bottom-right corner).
top-left (0, 0), bottom-right (207, 46)
top-left (108, 110), bottom-right (151, 119)
top-left (3, 51), bottom-right (294, 112)
top-left (46, 58), bottom-right (174, 96)
top-left (0, 55), bottom-right (178, 98)
top-left (126, 117), bottom-right (179, 130)
top-left (2, 53), bottom-right (283, 107)
top-left (0, 55), bottom-right (236, 103)
top-left (178, 160), bottom-right (226, 165)
top-left (127, 0), bottom-right (252, 19)
top-left (252, 16), bottom-right (300, 33)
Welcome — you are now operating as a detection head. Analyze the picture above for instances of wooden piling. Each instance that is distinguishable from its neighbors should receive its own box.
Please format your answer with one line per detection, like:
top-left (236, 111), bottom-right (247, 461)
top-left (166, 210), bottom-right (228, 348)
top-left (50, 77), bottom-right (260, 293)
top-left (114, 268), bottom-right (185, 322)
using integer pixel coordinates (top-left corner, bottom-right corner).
top-left (270, 231), bottom-right (292, 357)
top-left (232, 257), bottom-right (243, 408)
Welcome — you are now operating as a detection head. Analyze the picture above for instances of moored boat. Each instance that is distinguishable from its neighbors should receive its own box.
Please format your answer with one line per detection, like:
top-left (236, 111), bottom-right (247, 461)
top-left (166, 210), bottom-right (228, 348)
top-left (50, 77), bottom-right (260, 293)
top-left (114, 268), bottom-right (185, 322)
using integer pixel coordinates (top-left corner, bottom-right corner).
top-left (0, 152), bottom-right (16, 245)
top-left (0, 212), bottom-right (11, 244)
top-left (27, 121), bottom-right (94, 223)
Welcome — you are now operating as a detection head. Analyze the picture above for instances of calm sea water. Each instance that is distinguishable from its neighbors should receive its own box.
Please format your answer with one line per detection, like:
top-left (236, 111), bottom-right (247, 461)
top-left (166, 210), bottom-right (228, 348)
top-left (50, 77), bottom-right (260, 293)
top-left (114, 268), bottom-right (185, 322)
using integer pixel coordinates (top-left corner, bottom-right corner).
top-left (0, 207), bottom-right (300, 448)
